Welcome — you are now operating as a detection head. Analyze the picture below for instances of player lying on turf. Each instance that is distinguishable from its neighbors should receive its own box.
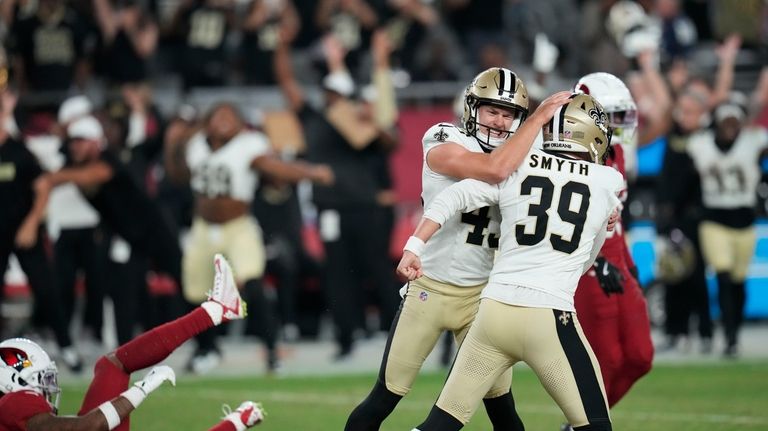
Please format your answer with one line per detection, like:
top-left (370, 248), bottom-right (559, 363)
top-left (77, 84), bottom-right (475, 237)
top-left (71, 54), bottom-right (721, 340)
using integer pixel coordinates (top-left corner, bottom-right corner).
top-left (0, 255), bottom-right (264, 431)
top-left (399, 94), bottom-right (623, 430)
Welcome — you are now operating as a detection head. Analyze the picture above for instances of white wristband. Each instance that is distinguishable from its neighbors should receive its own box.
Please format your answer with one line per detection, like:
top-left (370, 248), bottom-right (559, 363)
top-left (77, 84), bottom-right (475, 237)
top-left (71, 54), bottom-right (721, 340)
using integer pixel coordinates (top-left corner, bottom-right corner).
top-left (403, 236), bottom-right (426, 257)
top-left (121, 386), bottom-right (147, 408)
top-left (98, 402), bottom-right (121, 430)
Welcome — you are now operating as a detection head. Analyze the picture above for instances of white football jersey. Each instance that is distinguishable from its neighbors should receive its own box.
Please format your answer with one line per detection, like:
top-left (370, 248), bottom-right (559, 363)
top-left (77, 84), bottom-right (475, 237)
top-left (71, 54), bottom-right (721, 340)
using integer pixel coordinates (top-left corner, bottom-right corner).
top-left (687, 127), bottom-right (768, 209)
top-left (419, 122), bottom-right (501, 286)
top-left (187, 130), bottom-right (271, 202)
top-left (424, 148), bottom-right (624, 311)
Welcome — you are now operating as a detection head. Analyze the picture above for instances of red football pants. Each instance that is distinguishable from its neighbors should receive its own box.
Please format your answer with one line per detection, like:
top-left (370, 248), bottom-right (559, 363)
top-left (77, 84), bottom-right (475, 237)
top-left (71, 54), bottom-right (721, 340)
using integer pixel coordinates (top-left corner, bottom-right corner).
top-left (575, 268), bottom-right (654, 407)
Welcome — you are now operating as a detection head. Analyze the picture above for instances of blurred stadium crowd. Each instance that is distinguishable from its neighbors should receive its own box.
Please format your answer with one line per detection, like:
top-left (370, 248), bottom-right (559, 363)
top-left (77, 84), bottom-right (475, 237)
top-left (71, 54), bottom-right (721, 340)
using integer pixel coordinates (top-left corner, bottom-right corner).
top-left (1, 0), bottom-right (768, 374)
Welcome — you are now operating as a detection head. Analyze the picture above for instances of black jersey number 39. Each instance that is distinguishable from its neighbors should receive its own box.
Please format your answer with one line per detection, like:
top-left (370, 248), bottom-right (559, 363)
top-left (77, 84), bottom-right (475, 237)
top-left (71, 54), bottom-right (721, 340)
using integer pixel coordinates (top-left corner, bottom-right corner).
top-left (516, 175), bottom-right (590, 254)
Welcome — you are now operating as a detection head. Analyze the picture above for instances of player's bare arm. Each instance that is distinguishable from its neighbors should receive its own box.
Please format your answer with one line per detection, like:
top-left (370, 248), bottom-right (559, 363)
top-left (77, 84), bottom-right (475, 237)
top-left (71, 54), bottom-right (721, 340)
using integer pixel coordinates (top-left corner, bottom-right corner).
top-left (26, 396), bottom-right (135, 431)
top-left (163, 120), bottom-right (197, 184)
top-left (42, 162), bottom-right (114, 189)
top-left (711, 34), bottom-right (741, 108)
top-left (251, 155), bottom-right (334, 186)
top-left (24, 365), bottom-right (175, 431)
top-left (636, 49), bottom-right (673, 146)
top-left (14, 171), bottom-right (51, 249)
top-left (427, 91), bottom-right (572, 183)
top-left (398, 178), bottom-right (500, 281)
top-left (273, 38), bottom-right (305, 112)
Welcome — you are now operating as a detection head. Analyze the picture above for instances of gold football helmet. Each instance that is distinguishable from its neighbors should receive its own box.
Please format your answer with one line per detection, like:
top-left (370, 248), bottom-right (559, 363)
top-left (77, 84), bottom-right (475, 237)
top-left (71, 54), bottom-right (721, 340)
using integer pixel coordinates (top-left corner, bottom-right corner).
top-left (542, 94), bottom-right (612, 164)
top-left (462, 67), bottom-right (529, 150)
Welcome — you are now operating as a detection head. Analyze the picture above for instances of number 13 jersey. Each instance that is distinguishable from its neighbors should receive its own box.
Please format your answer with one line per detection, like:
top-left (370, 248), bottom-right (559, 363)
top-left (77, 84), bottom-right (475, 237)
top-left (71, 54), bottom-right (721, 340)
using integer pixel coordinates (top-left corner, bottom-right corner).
top-left (686, 127), bottom-right (768, 211)
top-left (420, 123), bottom-right (502, 287)
top-left (424, 148), bottom-right (624, 311)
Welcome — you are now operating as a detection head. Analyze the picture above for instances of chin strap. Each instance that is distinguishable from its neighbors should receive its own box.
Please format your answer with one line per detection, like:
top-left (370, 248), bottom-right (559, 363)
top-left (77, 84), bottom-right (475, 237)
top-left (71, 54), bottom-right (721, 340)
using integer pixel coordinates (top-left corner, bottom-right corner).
top-left (474, 130), bottom-right (508, 153)
top-left (589, 142), bottom-right (599, 162)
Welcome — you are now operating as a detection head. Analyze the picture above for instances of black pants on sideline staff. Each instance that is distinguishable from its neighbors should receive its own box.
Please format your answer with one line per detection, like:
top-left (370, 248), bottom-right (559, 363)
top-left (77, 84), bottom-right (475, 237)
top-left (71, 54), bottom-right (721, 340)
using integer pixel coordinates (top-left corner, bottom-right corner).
top-left (108, 249), bottom-right (149, 345)
top-left (0, 226), bottom-right (73, 349)
top-left (321, 206), bottom-right (400, 355)
top-left (55, 227), bottom-right (107, 339)
top-left (664, 223), bottom-right (713, 341)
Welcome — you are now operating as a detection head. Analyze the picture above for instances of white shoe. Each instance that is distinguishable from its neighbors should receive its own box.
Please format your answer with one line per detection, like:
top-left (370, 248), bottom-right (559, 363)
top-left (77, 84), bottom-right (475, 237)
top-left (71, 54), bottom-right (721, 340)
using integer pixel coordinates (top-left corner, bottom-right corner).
top-left (223, 401), bottom-right (265, 428)
top-left (207, 254), bottom-right (246, 322)
top-left (61, 346), bottom-right (83, 373)
top-left (189, 349), bottom-right (222, 375)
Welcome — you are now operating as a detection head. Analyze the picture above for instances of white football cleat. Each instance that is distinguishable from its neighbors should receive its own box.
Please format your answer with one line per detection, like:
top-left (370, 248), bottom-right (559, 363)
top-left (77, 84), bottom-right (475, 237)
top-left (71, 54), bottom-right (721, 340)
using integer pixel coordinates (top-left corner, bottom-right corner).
top-left (222, 401), bottom-right (265, 429)
top-left (236, 401), bottom-right (265, 427)
top-left (207, 254), bottom-right (247, 322)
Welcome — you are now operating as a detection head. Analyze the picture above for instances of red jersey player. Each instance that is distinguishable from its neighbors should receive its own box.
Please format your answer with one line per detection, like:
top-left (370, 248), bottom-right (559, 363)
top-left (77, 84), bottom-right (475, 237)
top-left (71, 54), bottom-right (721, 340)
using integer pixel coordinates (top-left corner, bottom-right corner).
top-left (0, 255), bottom-right (264, 431)
top-left (572, 73), bottom-right (654, 410)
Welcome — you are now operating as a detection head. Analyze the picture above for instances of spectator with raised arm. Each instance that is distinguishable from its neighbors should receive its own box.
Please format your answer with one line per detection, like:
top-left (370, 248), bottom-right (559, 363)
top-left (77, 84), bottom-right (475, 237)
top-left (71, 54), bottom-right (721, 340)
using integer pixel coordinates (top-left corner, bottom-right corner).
top-left (168, 0), bottom-right (237, 90)
top-left (6, 0), bottom-right (92, 94)
top-left (315, 0), bottom-right (378, 76)
top-left (241, 0), bottom-right (300, 85)
top-left (92, 0), bottom-right (158, 86)
top-left (275, 33), bottom-right (401, 359)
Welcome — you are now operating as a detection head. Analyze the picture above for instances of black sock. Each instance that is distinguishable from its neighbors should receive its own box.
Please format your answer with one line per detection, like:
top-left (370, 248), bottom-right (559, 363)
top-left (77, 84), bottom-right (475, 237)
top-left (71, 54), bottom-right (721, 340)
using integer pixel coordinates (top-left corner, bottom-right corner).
top-left (243, 278), bottom-right (278, 350)
top-left (716, 272), bottom-right (737, 346)
top-left (483, 391), bottom-right (525, 431)
top-left (573, 418), bottom-right (612, 430)
top-left (416, 406), bottom-right (463, 431)
top-left (344, 380), bottom-right (402, 431)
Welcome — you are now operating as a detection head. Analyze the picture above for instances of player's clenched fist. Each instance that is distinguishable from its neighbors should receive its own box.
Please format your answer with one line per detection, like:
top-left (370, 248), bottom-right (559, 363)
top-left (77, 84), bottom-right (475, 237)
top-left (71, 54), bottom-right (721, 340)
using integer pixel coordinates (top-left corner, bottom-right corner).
top-left (397, 251), bottom-right (423, 281)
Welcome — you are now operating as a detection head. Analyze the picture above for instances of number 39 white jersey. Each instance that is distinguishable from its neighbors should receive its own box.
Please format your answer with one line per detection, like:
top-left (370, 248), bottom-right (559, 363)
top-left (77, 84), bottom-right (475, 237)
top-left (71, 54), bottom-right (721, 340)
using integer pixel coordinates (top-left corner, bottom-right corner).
top-left (687, 127), bottom-right (768, 210)
top-left (419, 122), bottom-right (502, 287)
top-left (424, 148), bottom-right (624, 311)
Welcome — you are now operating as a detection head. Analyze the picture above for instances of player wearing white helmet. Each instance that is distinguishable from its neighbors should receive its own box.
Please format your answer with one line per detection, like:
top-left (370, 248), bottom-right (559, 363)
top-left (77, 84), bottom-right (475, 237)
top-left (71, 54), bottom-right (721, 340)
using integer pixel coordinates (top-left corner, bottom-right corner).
top-left (345, 68), bottom-right (572, 431)
top-left (402, 94), bottom-right (623, 431)
top-left (566, 73), bottom-right (653, 426)
top-left (575, 72), bottom-right (639, 179)
top-left (0, 255), bottom-right (264, 431)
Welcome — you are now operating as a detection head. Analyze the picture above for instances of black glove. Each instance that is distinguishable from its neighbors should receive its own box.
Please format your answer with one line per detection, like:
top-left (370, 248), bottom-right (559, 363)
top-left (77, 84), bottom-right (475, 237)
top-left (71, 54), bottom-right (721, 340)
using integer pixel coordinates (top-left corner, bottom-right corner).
top-left (628, 265), bottom-right (639, 283)
top-left (593, 256), bottom-right (624, 296)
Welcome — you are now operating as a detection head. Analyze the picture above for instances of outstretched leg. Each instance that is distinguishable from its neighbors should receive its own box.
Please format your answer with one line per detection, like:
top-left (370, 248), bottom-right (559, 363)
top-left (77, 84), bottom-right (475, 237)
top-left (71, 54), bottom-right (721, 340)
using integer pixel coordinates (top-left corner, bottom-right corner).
top-left (79, 255), bottom-right (245, 430)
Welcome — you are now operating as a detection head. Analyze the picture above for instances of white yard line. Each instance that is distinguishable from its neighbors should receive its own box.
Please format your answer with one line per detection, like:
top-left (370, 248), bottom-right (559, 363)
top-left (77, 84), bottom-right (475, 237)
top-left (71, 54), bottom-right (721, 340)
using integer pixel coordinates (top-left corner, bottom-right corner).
top-left (167, 388), bottom-right (768, 426)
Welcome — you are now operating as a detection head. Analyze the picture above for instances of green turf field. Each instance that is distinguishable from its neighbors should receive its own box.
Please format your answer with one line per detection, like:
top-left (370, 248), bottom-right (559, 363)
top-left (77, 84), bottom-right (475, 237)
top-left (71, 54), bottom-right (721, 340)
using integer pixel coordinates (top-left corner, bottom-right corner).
top-left (59, 361), bottom-right (768, 430)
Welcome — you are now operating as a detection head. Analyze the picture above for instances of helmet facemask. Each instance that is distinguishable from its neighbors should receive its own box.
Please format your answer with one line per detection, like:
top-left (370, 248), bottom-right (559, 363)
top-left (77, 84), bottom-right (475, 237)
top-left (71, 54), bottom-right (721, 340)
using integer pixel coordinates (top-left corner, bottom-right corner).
top-left (0, 339), bottom-right (61, 413)
top-left (574, 72), bottom-right (637, 148)
top-left (33, 365), bottom-right (61, 413)
top-left (606, 108), bottom-right (637, 147)
top-left (467, 98), bottom-right (528, 151)
top-left (462, 67), bottom-right (529, 152)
